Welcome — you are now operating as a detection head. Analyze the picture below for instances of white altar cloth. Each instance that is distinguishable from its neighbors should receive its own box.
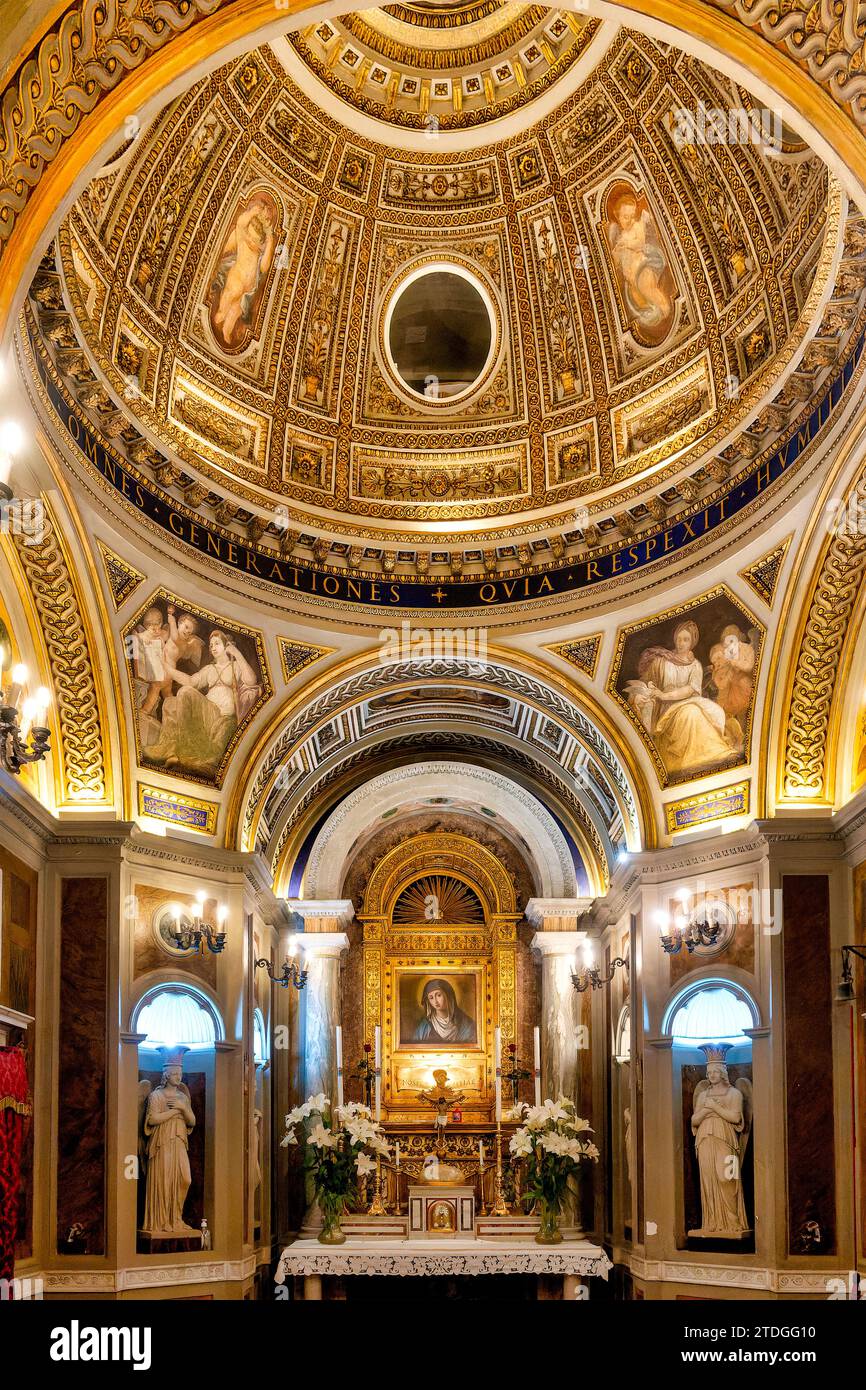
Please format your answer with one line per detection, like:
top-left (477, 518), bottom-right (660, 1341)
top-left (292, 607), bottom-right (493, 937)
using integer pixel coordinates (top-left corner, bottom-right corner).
top-left (276, 1236), bottom-right (612, 1289)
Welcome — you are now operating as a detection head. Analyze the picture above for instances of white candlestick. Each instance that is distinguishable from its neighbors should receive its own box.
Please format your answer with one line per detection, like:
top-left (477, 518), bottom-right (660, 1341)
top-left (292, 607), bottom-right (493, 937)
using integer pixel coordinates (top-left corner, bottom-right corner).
top-left (335, 1025), bottom-right (344, 1111)
top-left (478, 1139), bottom-right (485, 1169)
top-left (533, 1026), bottom-right (541, 1106)
top-left (395, 1141), bottom-right (400, 1169)
top-left (494, 1026), bottom-right (502, 1122)
top-left (374, 1025), bottom-right (382, 1122)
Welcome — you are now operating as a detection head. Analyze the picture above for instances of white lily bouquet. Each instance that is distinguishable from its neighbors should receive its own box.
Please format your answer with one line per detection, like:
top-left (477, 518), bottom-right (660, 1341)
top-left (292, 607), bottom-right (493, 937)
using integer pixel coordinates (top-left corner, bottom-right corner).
top-left (283, 1095), bottom-right (389, 1244)
top-left (509, 1097), bottom-right (599, 1244)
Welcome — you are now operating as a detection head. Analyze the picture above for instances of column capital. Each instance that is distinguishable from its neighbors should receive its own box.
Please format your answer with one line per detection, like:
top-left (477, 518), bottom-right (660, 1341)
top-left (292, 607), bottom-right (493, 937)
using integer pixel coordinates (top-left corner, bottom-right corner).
top-left (531, 930), bottom-right (587, 957)
top-left (298, 931), bottom-right (350, 959)
top-left (287, 899), bottom-right (355, 931)
top-left (525, 897), bottom-right (594, 928)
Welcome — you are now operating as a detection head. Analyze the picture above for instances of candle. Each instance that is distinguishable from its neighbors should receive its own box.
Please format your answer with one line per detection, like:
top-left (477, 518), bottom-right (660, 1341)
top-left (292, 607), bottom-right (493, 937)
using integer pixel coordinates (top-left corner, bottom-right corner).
top-left (8, 663), bottom-right (27, 709)
top-left (19, 697), bottom-right (35, 739)
top-left (533, 1026), bottom-right (541, 1106)
top-left (478, 1139), bottom-right (485, 1169)
top-left (494, 1026), bottom-right (502, 1123)
top-left (654, 909), bottom-right (670, 936)
top-left (395, 1141), bottom-right (400, 1169)
top-left (374, 1025), bottom-right (381, 1122)
top-left (335, 1025), bottom-right (344, 1110)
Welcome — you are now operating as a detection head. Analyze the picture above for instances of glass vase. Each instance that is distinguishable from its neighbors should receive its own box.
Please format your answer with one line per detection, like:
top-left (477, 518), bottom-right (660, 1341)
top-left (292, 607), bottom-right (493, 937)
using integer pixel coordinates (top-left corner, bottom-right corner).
top-left (317, 1194), bottom-right (346, 1245)
top-left (535, 1196), bottom-right (563, 1245)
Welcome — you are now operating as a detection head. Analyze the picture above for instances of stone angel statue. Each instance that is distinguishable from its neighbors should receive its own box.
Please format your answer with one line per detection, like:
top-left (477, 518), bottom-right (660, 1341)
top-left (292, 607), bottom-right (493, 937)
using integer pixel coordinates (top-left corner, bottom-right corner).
top-left (138, 1061), bottom-right (198, 1237)
top-left (689, 1056), bottom-right (752, 1239)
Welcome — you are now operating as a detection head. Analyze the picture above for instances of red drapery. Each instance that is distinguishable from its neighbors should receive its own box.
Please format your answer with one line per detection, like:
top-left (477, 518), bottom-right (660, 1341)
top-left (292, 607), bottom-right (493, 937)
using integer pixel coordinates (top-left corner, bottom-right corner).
top-left (0, 1046), bottom-right (31, 1288)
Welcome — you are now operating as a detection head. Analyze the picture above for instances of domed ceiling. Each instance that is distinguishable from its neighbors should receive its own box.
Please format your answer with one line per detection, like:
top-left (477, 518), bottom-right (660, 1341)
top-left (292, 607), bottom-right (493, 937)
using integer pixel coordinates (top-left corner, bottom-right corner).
top-left (287, 3), bottom-right (599, 129)
top-left (21, 12), bottom-right (866, 607)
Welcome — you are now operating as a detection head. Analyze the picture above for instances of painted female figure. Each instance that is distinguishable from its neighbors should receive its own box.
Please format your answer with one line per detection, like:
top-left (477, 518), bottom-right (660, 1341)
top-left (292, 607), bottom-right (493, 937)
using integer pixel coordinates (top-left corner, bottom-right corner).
top-left (626, 620), bottom-right (733, 777)
top-left (143, 628), bottom-right (261, 776)
top-left (413, 978), bottom-right (476, 1044)
top-left (605, 183), bottom-right (675, 344)
top-left (209, 191), bottom-right (279, 352)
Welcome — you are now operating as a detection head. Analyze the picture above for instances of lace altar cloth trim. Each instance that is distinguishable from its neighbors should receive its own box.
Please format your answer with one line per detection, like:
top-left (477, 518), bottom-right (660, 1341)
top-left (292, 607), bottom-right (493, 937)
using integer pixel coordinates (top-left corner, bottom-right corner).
top-left (275, 1239), bottom-right (612, 1281)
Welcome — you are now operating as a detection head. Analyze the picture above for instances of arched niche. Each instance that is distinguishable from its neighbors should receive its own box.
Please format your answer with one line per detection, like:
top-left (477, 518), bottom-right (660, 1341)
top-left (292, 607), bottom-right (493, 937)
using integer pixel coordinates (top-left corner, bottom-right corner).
top-left (662, 977), bottom-right (760, 1253)
top-left (130, 980), bottom-right (225, 1253)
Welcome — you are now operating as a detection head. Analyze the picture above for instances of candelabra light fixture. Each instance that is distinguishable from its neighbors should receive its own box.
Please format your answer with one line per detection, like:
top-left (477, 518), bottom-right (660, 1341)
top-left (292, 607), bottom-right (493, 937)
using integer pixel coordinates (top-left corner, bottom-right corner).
top-left (0, 644), bottom-right (51, 776)
top-left (654, 888), bottom-right (723, 955)
top-left (170, 892), bottom-right (228, 954)
top-left (571, 938), bottom-right (627, 992)
top-left (256, 935), bottom-right (308, 990)
top-left (835, 944), bottom-right (866, 1002)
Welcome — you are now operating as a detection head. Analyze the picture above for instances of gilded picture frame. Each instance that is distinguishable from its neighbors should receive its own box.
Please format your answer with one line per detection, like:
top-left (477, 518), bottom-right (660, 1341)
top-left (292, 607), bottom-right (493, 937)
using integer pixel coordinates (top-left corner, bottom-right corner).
top-left (121, 588), bottom-right (271, 789)
top-left (607, 584), bottom-right (764, 789)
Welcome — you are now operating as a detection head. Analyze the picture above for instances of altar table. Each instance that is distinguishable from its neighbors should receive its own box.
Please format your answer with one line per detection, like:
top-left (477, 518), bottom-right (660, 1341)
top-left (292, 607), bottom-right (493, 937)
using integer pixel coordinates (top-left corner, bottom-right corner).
top-left (276, 1236), bottom-right (612, 1300)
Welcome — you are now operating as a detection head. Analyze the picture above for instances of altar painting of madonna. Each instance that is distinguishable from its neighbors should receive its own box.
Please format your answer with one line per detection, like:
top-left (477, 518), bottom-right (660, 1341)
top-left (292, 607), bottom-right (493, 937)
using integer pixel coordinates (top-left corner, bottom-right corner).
top-left (397, 972), bottom-right (479, 1049)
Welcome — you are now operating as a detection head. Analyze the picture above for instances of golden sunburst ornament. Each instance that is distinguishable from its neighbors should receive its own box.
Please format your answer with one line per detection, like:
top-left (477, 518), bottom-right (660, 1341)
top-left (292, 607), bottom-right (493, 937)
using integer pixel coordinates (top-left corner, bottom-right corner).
top-left (392, 875), bottom-right (484, 924)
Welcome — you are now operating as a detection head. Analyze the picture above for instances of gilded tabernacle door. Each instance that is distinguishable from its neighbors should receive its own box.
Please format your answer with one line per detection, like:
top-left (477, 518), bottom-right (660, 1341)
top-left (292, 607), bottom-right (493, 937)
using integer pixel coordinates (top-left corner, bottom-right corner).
top-left (360, 833), bottom-right (521, 1123)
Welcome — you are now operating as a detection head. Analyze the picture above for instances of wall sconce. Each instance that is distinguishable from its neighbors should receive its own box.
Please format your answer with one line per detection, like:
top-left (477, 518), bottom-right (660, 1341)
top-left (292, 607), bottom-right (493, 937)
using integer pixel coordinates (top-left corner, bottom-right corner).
top-left (256, 935), bottom-right (308, 991)
top-left (170, 893), bottom-right (228, 953)
top-left (0, 645), bottom-right (51, 775)
top-left (571, 938), bottom-right (627, 992)
top-left (835, 945), bottom-right (866, 1002)
top-left (654, 889), bottom-right (722, 956)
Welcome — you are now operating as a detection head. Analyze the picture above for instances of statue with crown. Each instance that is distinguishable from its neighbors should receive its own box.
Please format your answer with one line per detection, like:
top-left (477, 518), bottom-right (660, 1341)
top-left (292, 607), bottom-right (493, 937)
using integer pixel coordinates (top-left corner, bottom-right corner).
top-left (688, 1043), bottom-right (752, 1239)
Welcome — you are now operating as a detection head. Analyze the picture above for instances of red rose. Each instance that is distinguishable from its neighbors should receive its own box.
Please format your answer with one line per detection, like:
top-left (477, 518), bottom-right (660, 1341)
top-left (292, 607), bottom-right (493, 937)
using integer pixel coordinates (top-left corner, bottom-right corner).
top-left (364, 1043), bottom-right (372, 1053)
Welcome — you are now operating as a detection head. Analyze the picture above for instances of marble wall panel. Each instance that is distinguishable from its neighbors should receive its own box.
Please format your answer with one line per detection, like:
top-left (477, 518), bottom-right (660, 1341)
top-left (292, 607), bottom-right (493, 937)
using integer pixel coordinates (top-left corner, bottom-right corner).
top-left (57, 877), bottom-right (107, 1255)
top-left (782, 874), bottom-right (836, 1255)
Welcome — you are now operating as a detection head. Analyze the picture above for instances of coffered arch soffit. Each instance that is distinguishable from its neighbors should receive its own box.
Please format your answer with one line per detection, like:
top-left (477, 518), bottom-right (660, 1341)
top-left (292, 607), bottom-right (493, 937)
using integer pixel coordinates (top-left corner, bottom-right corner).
top-left (299, 761), bottom-right (581, 900)
top-left (230, 649), bottom-right (650, 860)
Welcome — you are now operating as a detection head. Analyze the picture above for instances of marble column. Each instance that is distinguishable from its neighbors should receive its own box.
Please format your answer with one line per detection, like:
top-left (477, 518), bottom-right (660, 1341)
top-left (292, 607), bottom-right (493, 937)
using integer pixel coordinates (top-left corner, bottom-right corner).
top-left (287, 901), bottom-right (353, 1235)
top-left (526, 899), bottom-right (594, 1236)
top-left (287, 901), bottom-right (354, 1101)
top-left (526, 900), bottom-right (593, 1102)
top-left (528, 929), bottom-right (587, 1104)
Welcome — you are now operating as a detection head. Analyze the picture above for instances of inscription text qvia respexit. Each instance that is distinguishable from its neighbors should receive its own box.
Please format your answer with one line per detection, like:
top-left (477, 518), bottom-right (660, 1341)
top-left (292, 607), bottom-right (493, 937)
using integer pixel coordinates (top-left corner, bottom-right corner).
top-left (36, 330), bottom-right (861, 611)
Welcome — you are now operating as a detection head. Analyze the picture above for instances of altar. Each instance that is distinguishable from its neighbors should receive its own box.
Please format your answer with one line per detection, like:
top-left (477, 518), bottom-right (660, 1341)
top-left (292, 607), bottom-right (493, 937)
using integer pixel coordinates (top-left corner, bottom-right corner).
top-left (276, 1236), bottom-right (612, 1300)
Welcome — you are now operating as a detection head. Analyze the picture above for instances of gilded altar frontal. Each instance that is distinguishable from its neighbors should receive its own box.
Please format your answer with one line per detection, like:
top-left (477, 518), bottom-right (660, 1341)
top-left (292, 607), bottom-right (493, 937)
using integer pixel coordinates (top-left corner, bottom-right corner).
top-left (0, 0), bottom-right (865, 1364)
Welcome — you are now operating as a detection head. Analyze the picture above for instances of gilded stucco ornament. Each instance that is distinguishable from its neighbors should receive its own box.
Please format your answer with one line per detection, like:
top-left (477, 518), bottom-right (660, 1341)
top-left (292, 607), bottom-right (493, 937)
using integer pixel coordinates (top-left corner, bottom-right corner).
top-left (9, 500), bottom-right (109, 805)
